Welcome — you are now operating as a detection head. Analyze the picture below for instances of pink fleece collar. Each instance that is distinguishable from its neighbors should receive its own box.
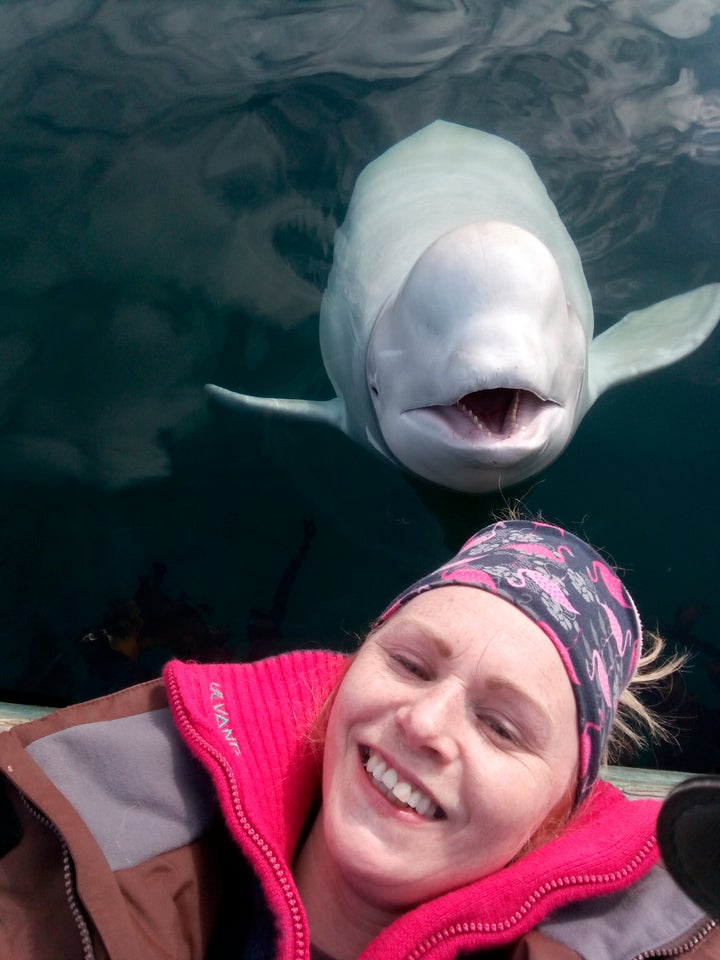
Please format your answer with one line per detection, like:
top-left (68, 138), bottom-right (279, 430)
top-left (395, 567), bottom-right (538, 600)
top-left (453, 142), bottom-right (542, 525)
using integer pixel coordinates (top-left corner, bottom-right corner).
top-left (164, 652), bottom-right (661, 960)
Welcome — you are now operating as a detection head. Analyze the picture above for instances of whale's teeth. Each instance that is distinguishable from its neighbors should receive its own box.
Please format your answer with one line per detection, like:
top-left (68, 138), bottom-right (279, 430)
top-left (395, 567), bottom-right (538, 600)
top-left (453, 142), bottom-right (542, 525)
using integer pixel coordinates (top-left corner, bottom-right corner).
top-left (458, 389), bottom-right (528, 436)
top-left (509, 390), bottom-right (520, 428)
top-left (459, 400), bottom-right (483, 430)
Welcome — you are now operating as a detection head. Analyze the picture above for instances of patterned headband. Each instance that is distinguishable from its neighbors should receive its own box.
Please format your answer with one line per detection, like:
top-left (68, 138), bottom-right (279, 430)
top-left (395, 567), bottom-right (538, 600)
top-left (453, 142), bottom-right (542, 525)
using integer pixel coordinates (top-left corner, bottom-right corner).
top-left (377, 520), bottom-right (643, 806)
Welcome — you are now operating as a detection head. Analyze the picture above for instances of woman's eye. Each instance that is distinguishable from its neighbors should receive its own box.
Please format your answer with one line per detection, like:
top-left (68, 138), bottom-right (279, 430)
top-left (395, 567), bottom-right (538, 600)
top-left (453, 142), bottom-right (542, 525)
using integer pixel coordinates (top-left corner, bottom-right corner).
top-left (479, 715), bottom-right (517, 744)
top-left (390, 654), bottom-right (428, 679)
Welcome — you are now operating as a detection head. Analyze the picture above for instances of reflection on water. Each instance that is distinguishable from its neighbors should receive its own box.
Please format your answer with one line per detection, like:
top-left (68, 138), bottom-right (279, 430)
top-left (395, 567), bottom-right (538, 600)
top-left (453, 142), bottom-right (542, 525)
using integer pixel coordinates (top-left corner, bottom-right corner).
top-left (0, 1), bottom-right (719, 762)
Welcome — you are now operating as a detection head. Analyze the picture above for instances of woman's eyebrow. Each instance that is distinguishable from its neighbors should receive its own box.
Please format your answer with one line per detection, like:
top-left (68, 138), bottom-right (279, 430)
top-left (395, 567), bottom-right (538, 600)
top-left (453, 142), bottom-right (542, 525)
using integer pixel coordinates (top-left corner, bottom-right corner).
top-left (393, 619), bottom-right (453, 659)
top-left (428, 631), bottom-right (453, 659)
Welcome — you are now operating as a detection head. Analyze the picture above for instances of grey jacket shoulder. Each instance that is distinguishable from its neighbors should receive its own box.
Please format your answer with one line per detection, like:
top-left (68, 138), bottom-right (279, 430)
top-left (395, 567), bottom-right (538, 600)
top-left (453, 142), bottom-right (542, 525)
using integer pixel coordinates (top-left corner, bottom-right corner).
top-left (23, 696), bottom-right (217, 869)
top-left (539, 863), bottom-right (718, 959)
top-left (0, 679), bottom-right (224, 960)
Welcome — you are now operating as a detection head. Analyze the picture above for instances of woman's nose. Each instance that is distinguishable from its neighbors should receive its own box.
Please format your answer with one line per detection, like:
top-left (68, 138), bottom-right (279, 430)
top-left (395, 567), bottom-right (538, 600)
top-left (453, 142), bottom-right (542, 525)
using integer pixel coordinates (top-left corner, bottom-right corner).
top-left (395, 683), bottom-right (461, 761)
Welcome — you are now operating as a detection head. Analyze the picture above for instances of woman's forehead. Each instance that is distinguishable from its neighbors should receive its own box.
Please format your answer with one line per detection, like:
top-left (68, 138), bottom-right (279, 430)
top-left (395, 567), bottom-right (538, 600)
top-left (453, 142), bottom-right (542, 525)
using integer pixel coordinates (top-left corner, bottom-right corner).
top-left (379, 584), bottom-right (545, 640)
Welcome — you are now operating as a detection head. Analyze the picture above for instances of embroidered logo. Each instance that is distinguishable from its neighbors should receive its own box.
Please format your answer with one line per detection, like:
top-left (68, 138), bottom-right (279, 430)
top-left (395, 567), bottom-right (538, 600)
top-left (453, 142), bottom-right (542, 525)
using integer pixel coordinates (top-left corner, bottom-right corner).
top-left (209, 681), bottom-right (241, 756)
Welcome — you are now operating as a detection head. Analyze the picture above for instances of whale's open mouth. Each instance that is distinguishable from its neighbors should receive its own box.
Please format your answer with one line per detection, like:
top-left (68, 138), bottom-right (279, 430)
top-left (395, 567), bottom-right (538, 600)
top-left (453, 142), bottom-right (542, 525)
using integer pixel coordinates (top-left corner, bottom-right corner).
top-left (459, 388), bottom-right (522, 435)
top-left (420, 388), bottom-right (558, 442)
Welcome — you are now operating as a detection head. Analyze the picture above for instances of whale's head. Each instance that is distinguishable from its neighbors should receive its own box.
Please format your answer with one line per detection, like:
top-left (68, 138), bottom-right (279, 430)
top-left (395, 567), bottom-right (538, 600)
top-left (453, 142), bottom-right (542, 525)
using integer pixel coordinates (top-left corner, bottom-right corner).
top-left (366, 222), bottom-right (587, 493)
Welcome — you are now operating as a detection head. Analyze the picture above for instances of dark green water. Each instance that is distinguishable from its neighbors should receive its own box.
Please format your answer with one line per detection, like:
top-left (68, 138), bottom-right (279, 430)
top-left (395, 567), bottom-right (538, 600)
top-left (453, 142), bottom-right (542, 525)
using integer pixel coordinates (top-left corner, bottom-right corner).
top-left (0, 1), bottom-right (719, 770)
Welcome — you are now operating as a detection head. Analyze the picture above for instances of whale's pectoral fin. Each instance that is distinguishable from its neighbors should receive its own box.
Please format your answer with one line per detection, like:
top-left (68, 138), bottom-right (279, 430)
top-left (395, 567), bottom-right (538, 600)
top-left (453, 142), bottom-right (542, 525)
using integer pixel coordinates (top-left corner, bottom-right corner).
top-left (205, 383), bottom-right (347, 432)
top-left (587, 283), bottom-right (720, 407)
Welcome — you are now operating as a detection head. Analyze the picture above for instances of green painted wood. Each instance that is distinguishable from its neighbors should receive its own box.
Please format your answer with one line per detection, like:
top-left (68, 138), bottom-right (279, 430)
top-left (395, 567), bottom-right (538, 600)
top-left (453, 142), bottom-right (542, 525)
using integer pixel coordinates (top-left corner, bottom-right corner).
top-left (601, 765), bottom-right (690, 800)
top-left (0, 701), bottom-right (54, 731)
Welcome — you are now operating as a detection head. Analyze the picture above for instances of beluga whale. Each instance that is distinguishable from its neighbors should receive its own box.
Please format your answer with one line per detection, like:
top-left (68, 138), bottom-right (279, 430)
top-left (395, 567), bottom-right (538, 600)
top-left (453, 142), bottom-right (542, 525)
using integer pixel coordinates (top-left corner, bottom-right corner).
top-left (207, 120), bottom-right (720, 494)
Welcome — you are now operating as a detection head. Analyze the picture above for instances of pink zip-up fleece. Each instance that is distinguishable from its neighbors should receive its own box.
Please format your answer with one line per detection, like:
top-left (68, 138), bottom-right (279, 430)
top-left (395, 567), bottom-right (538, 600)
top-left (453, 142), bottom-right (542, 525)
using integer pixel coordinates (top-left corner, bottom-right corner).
top-left (164, 650), bottom-right (669, 960)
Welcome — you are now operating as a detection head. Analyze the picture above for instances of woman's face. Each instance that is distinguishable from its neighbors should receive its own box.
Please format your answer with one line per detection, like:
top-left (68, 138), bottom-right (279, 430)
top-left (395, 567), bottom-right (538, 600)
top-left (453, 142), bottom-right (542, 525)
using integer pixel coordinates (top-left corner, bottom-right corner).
top-left (319, 585), bottom-right (579, 912)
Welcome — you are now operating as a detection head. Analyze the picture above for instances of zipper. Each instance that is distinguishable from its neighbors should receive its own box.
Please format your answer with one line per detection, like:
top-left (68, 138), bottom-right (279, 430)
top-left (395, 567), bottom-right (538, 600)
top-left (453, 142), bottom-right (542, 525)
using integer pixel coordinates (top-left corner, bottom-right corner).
top-left (630, 917), bottom-right (717, 958)
top-left (165, 670), bottom-right (309, 960)
top-left (404, 845), bottom-right (659, 959)
top-left (20, 793), bottom-right (95, 960)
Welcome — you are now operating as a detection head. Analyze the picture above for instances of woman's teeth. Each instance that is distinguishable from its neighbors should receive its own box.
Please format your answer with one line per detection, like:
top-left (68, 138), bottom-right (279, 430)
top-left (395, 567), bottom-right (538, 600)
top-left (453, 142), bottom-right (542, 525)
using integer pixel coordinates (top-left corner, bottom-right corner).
top-left (363, 748), bottom-right (444, 819)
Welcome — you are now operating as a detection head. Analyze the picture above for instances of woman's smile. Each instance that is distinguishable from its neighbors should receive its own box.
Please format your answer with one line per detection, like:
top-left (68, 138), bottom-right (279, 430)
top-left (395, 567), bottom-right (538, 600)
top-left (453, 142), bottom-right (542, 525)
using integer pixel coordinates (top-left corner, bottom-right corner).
top-left (360, 745), bottom-right (446, 820)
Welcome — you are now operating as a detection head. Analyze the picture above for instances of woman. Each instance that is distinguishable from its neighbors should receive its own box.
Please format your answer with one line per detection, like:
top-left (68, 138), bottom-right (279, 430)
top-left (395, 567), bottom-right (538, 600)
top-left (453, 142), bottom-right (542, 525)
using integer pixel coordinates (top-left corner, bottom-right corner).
top-left (1, 519), bottom-right (718, 958)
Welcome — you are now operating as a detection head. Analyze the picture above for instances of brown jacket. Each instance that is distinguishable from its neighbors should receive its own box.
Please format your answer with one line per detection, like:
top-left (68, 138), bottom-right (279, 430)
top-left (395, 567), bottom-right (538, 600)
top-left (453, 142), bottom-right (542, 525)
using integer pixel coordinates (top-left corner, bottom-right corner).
top-left (1, 675), bottom-right (718, 960)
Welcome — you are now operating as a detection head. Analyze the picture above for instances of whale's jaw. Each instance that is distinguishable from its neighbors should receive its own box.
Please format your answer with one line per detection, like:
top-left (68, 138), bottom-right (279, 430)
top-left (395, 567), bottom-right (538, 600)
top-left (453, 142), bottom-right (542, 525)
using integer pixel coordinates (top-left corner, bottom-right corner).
top-left (396, 387), bottom-right (566, 468)
top-left (369, 377), bottom-right (579, 490)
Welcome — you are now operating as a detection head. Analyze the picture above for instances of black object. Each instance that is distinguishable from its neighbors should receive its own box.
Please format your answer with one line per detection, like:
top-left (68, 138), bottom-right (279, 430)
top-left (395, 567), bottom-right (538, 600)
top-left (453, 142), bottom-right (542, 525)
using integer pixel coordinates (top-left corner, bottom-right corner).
top-left (0, 776), bottom-right (23, 857)
top-left (657, 775), bottom-right (720, 918)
